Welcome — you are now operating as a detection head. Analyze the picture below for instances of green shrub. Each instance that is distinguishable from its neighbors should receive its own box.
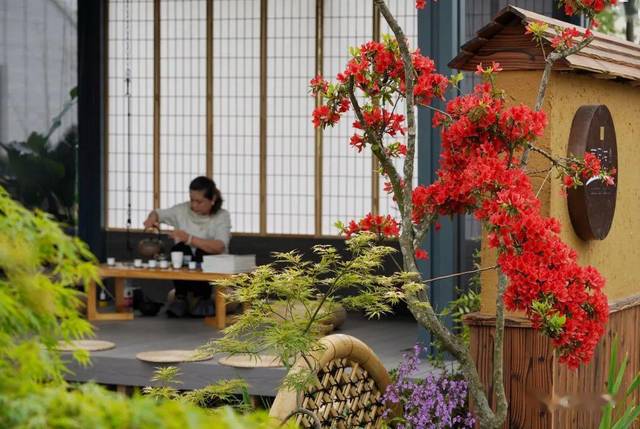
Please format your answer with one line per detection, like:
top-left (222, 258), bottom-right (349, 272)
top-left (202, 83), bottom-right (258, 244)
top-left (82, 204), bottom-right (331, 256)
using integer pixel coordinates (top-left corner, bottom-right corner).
top-left (0, 187), bottom-right (290, 429)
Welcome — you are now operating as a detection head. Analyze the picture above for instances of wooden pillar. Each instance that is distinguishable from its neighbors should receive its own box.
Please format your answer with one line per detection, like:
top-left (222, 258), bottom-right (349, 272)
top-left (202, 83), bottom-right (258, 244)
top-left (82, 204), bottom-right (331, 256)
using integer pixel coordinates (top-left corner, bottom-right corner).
top-left (206, 0), bottom-right (214, 178)
top-left (259, 0), bottom-right (268, 235)
top-left (78, 0), bottom-right (106, 259)
top-left (314, 0), bottom-right (323, 236)
top-left (153, 0), bottom-right (161, 209)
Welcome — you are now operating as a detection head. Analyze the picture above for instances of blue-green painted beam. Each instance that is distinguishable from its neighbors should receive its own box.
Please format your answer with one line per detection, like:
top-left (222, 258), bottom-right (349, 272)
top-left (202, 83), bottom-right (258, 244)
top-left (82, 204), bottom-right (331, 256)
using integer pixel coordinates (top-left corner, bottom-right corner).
top-left (416, 0), bottom-right (465, 350)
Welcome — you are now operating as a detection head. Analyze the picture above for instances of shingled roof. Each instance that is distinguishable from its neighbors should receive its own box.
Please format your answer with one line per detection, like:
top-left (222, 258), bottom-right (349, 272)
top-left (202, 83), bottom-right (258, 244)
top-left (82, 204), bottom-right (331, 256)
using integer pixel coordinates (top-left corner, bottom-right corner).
top-left (449, 5), bottom-right (640, 84)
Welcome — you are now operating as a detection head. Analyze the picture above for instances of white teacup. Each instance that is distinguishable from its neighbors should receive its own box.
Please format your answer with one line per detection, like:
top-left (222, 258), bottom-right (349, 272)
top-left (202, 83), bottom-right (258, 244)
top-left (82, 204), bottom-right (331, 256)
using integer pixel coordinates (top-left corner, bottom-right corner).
top-left (106, 257), bottom-right (116, 266)
top-left (188, 261), bottom-right (197, 270)
top-left (133, 258), bottom-right (142, 268)
top-left (148, 259), bottom-right (157, 268)
top-left (171, 251), bottom-right (184, 269)
top-left (159, 260), bottom-right (169, 269)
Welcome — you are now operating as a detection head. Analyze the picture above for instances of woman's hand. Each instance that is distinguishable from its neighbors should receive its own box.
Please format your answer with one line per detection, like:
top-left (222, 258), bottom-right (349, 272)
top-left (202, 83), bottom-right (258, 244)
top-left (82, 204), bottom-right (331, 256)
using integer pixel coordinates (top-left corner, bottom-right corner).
top-left (143, 211), bottom-right (160, 229)
top-left (168, 229), bottom-right (190, 243)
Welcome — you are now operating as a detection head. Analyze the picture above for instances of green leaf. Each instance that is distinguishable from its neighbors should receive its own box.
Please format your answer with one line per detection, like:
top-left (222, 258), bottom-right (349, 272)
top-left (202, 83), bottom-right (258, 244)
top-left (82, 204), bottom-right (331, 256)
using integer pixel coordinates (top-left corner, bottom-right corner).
top-left (600, 405), bottom-right (613, 429)
top-left (612, 354), bottom-right (629, 395)
top-left (625, 374), bottom-right (640, 399)
top-left (608, 337), bottom-right (620, 394)
top-left (449, 71), bottom-right (464, 86)
top-left (611, 405), bottom-right (640, 429)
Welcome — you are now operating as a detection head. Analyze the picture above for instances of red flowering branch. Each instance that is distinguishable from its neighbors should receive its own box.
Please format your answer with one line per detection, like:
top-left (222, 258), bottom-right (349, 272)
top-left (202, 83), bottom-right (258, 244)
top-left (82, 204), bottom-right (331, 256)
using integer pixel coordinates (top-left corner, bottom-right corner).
top-left (521, 22), bottom-right (594, 166)
top-left (339, 213), bottom-right (401, 240)
top-left (374, 1), bottom-right (420, 275)
top-left (374, 2), bottom-right (505, 425)
top-left (345, 76), bottom-right (407, 217)
top-left (310, 2), bottom-right (617, 427)
top-left (558, 0), bottom-right (618, 19)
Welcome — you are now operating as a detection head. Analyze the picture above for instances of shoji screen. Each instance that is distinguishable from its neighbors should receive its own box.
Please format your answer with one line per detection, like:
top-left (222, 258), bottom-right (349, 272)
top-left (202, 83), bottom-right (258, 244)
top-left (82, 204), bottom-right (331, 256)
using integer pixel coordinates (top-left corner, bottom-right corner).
top-left (322, 0), bottom-right (374, 235)
top-left (212, 0), bottom-right (261, 233)
top-left (159, 0), bottom-right (207, 209)
top-left (266, 0), bottom-right (316, 234)
top-left (107, 0), bottom-right (154, 228)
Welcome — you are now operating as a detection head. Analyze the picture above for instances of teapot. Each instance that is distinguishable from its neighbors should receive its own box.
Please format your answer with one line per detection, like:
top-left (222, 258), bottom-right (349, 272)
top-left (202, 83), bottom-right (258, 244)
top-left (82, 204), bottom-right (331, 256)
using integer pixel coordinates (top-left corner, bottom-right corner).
top-left (138, 228), bottom-right (165, 259)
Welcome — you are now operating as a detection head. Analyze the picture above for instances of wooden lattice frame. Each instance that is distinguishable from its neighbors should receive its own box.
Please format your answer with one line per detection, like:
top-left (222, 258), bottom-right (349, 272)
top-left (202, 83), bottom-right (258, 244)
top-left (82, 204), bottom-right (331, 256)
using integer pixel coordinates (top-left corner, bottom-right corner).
top-left (269, 334), bottom-right (391, 429)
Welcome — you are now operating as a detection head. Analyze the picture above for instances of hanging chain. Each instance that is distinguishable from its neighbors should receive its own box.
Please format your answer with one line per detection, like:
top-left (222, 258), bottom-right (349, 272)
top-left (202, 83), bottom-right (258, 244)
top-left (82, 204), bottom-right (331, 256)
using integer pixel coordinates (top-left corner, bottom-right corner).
top-left (125, 0), bottom-right (133, 250)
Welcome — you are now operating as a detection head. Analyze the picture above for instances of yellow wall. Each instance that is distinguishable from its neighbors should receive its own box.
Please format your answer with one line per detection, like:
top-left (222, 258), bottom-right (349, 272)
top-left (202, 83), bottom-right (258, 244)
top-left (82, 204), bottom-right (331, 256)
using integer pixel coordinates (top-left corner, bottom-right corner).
top-left (479, 71), bottom-right (640, 313)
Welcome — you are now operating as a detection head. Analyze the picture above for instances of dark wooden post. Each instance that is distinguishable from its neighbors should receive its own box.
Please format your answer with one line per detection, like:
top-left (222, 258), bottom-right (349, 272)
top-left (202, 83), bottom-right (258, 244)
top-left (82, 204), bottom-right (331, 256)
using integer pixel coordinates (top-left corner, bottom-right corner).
top-left (78, 0), bottom-right (106, 259)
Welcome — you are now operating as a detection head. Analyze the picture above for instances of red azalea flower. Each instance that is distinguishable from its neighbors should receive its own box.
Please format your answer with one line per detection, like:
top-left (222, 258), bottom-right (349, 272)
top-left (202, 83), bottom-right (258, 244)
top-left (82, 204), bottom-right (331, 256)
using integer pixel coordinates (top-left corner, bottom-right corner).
top-left (415, 248), bottom-right (429, 260)
top-left (563, 175), bottom-right (575, 188)
top-left (309, 75), bottom-right (328, 96)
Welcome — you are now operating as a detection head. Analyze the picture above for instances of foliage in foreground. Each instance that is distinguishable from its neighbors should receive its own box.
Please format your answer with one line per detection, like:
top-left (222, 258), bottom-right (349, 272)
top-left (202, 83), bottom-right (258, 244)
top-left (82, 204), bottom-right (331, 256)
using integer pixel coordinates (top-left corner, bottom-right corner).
top-left (144, 366), bottom-right (252, 412)
top-left (0, 186), bottom-right (97, 392)
top-left (205, 233), bottom-right (415, 393)
top-left (0, 187), bottom-right (288, 429)
top-left (0, 383), bottom-right (286, 429)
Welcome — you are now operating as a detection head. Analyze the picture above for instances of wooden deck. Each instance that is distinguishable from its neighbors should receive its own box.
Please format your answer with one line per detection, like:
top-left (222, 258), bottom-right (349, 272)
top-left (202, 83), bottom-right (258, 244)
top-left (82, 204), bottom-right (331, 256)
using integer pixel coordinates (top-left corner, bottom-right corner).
top-left (64, 312), bottom-right (429, 396)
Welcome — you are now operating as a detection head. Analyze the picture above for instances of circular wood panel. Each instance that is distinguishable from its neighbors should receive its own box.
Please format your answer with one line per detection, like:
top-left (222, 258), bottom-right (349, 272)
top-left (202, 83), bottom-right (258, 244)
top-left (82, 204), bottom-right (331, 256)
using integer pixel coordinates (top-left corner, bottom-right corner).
top-left (567, 105), bottom-right (618, 241)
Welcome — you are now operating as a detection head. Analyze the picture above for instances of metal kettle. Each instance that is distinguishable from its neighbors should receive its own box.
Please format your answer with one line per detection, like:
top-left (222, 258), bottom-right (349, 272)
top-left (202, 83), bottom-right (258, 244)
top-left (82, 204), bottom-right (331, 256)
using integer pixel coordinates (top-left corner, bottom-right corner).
top-left (138, 227), bottom-right (165, 259)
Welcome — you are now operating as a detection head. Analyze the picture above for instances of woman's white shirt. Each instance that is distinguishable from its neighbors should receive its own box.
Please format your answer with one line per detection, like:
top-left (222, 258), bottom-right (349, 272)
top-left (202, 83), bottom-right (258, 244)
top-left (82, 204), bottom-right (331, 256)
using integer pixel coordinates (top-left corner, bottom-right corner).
top-left (156, 202), bottom-right (231, 254)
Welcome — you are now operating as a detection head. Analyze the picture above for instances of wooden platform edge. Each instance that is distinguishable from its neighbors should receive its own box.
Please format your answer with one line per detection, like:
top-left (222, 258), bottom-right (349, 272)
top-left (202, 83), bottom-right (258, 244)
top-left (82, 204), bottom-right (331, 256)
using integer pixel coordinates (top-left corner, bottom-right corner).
top-left (465, 292), bottom-right (640, 328)
top-left (463, 312), bottom-right (532, 328)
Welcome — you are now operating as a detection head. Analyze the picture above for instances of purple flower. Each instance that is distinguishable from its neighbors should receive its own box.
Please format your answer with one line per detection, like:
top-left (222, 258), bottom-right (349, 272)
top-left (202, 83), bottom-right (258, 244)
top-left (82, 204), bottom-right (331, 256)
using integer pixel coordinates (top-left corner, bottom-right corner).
top-left (382, 344), bottom-right (475, 428)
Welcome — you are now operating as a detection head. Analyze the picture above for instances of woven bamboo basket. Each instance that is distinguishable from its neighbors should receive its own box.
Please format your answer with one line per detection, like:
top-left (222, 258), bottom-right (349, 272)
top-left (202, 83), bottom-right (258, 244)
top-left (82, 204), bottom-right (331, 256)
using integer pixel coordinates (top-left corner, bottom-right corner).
top-left (269, 334), bottom-right (391, 429)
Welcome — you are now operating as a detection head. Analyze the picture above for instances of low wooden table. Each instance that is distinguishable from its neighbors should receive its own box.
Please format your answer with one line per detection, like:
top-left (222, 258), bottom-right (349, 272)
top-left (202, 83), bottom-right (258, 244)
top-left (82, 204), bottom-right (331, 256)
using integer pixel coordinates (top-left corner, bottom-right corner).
top-left (87, 264), bottom-right (233, 329)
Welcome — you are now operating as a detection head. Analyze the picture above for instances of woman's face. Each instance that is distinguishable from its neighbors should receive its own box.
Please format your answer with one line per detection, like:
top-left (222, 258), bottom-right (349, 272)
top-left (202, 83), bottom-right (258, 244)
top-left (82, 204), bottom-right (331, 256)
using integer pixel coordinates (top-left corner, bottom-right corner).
top-left (189, 189), bottom-right (215, 215)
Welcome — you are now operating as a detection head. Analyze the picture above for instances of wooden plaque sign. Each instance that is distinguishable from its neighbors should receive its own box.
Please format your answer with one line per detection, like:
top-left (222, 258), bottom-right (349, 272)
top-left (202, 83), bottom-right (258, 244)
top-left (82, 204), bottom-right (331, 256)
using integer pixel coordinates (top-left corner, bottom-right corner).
top-left (567, 105), bottom-right (617, 241)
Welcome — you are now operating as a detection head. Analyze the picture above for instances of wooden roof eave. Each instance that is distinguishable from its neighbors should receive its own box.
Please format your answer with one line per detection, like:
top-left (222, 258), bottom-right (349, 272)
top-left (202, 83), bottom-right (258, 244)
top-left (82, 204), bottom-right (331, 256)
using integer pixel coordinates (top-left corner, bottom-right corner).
top-left (449, 5), bottom-right (640, 84)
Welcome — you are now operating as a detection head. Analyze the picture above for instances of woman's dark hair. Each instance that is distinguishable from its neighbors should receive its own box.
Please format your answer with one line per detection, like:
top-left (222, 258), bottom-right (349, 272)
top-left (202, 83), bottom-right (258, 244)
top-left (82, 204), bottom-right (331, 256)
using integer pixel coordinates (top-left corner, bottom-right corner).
top-left (189, 176), bottom-right (223, 214)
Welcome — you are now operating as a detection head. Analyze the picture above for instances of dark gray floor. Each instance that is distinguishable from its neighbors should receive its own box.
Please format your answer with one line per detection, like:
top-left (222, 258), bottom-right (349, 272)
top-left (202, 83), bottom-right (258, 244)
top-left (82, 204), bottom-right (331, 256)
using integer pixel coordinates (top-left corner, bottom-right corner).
top-left (64, 312), bottom-right (423, 396)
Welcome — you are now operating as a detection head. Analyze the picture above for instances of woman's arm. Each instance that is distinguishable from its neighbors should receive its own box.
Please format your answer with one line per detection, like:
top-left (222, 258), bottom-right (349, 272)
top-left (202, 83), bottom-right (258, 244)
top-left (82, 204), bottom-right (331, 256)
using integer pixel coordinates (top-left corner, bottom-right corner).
top-left (191, 235), bottom-right (226, 254)
top-left (143, 210), bottom-right (159, 229)
top-left (167, 210), bottom-right (230, 254)
top-left (167, 229), bottom-right (226, 254)
top-left (146, 204), bottom-right (182, 229)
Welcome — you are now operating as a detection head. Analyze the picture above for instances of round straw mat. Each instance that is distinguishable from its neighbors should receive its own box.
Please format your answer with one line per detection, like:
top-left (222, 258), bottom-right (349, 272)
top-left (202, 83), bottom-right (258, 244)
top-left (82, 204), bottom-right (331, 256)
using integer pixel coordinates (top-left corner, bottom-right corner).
top-left (56, 340), bottom-right (116, 352)
top-left (136, 350), bottom-right (213, 363)
top-left (218, 354), bottom-right (283, 368)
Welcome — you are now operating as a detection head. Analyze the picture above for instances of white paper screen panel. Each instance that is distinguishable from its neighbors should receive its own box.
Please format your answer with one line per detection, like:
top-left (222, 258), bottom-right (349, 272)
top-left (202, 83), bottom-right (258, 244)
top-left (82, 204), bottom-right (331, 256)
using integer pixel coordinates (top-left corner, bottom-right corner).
top-left (212, 0), bottom-right (261, 234)
top-left (159, 0), bottom-right (207, 210)
top-left (107, 0), bottom-right (154, 229)
top-left (322, 0), bottom-right (374, 235)
top-left (266, 0), bottom-right (316, 234)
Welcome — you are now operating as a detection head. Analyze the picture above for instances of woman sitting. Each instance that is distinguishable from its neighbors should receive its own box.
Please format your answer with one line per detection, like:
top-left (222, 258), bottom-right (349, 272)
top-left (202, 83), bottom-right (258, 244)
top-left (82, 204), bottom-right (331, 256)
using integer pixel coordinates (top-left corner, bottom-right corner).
top-left (143, 176), bottom-right (231, 317)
